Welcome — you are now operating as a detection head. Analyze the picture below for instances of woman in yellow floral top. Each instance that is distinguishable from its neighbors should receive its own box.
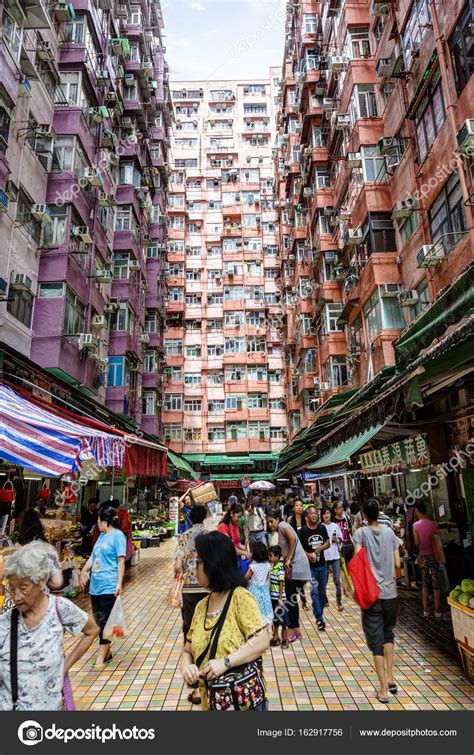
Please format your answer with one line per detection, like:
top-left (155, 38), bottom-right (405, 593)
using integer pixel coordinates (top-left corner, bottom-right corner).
top-left (181, 531), bottom-right (269, 710)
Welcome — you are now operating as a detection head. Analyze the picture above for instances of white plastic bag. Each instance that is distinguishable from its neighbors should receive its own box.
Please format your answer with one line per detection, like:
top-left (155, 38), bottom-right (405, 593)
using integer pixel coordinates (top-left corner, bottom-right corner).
top-left (103, 596), bottom-right (128, 640)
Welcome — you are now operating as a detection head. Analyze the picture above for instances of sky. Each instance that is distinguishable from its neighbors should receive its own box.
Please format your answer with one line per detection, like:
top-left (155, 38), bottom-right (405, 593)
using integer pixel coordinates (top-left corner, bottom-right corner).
top-left (161, 0), bottom-right (286, 82)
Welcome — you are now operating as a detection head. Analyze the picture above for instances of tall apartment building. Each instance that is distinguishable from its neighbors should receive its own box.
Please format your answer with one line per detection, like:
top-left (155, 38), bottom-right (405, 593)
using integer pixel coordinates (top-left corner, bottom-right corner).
top-left (275, 0), bottom-right (473, 440)
top-left (0, 0), bottom-right (172, 438)
top-left (165, 75), bottom-right (289, 482)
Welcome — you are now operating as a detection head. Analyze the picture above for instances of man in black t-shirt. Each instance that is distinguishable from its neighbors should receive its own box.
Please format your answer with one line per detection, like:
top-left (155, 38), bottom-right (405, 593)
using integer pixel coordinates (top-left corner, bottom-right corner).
top-left (299, 505), bottom-right (330, 630)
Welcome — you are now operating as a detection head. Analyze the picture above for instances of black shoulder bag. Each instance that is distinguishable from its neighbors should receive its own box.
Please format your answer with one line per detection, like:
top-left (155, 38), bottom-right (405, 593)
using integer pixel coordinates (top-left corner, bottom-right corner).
top-left (201, 590), bottom-right (266, 712)
top-left (10, 608), bottom-right (19, 711)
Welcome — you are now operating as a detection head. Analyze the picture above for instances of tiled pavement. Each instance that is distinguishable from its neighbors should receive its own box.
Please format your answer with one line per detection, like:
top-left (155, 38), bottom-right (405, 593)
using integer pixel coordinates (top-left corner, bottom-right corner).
top-left (66, 538), bottom-right (474, 711)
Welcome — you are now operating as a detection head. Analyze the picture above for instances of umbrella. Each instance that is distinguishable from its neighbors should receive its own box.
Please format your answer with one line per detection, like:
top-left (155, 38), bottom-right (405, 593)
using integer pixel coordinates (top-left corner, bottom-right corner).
top-left (248, 480), bottom-right (275, 490)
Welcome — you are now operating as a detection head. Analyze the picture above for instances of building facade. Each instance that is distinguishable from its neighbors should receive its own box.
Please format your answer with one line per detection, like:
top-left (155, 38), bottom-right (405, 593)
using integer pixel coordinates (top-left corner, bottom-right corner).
top-left (165, 75), bottom-right (289, 478)
top-left (274, 0), bottom-right (473, 439)
top-left (0, 0), bottom-right (172, 437)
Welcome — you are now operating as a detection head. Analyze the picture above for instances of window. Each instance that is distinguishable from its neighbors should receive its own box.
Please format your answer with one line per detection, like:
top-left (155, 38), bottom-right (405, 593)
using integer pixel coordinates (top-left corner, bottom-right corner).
top-left (142, 391), bottom-right (156, 416)
top-left (247, 366), bottom-right (267, 380)
top-left (119, 161), bottom-right (141, 186)
top-left (248, 393), bottom-right (267, 409)
top-left (450, 4), bottom-right (473, 95)
top-left (225, 311), bottom-right (245, 326)
top-left (112, 253), bottom-right (129, 279)
top-left (362, 146), bottom-right (387, 182)
top-left (321, 304), bottom-right (344, 335)
top-left (363, 213), bottom-right (397, 254)
top-left (143, 351), bottom-right (157, 373)
top-left (351, 85), bottom-right (378, 119)
top-left (303, 13), bottom-right (318, 33)
top-left (64, 15), bottom-right (85, 43)
top-left (184, 428), bottom-right (202, 442)
top-left (347, 28), bottom-right (371, 59)
top-left (225, 338), bottom-right (245, 353)
top-left (2, 9), bottom-right (23, 61)
top-left (53, 135), bottom-right (75, 172)
top-left (184, 373), bottom-right (202, 385)
top-left (42, 207), bottom-right (67, 246)
top-left (226, 394), bottom-right (246, 410)
top-left (184, 399), bottom-right (202, 412)
top-left (226, 422), bottom-right (247, 439)
top-left (186, 344), bottom-right (201, 358)
top-left (325, 356), bottom-right (349, 387)
top-left (363, 288), bottom-right (404, 339)
top-left (226, 366), bottom-right (245, 381)
top-left (168, 367), bottom-right (183, 382)
top-left (247, 337), bottom-right (265, 353)
top-left (269, 398), bottom-right (284, 410)
top-left (110, 303), bottom-right (133, 332)
top-left (7, 285), bottom-right (33, 327)
top-left (129, 5), bottom-right (141, 24)
top-left (410, 277), bottom-right (430, 319)
top-left (208, 399), bottom-right (225, 412)
top-left (16, 191), bottom-right (41, 244)
top-left (63, 287), bottom-right (85, 335)
top-left (208, 427), bottom-right (225, 442)
top-left (107, 357), bottom-right (125, 388)
top-left (145, 313), bottom-right (157, 333)
top-left (428, 172), bottom-right (467, 251)
top-left (269, 371), bottom-right (282, 384)
top-left (164, 394), bottom-right (183, 411)
top-left (414, 69), bottom-right (447, 163)
top-left (39, 282), bottom-right (65, 298)
top-left (402, 0), bottom-right (431, 66)
top-left (165, 339), bottom-right (183, 355)
top-left (270, 427), bottom-right (286, 439)
top-left (397, 209), bottom-right (420, 245)
top-left (249, 422), bottom-right (270, 439)
top-left (207, 344), bottom-right (223, 357)
top-left (208, 371), bottom-right (224, 384)
top-left (164, 423), bottom-right (182, 440)
top-left (56, 72), bottom-right (82, 106)
top-left (115, 206), bottom-right (133, 231)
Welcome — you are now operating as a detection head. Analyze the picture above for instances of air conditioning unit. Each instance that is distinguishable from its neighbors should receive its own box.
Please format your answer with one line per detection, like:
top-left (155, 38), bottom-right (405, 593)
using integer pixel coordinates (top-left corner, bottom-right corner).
top-left (336, 113), bottom-right (351, 130)
top-left (303, 187), bottom-right (313, 197)
top-left (0, 189), bottom-right (9, 212)
top-left (377, 136), bottom-right (397, 154)
top-left (456, 119), bottom-right (474, 155)
top-left (10, 273), bottom-right (32, 291)
top-left (96, 70), bottom-right (110, 87)
top-left (98, 192), bottom-right (116, 207)
top-left (417, 243), bottom-right (444, 268)
top-left (72, 225), bottom-right (92, 243)
top-left (121, 117), bottom-right (133, 131)
top-left (36, 41), bottom-right (54, 60)
top-left (347, 151), bottom-right (362, 169)
top-left (346, 228), bottom-right (363, 245)
top-left (323, 97), bottom-right (336, 112)
top-left (320, 382), bottom-right (331, 391)
top-left (31, 204), bottom-right (52, 223)
top-left (92, 314), bottom-right (107, 328)
top-left (94, 269), bottom-right (113, 283)
top-left (84, 167), bottom-right (104, 187)
top-left (116, 4), bottom-right (128, 17)
top-left (324, 251), bottom-right (336, 262)
top-left (104, 301), bottom-right (120, 313)
top-left (380, 283), bottom-right (401, 297)
top-left (54, 2), bottom-right (74, 22)
top-left (392, 198), bottom-right (415, 219)
top-left (398, 289), bottom-right (419, 307)
top-left (0, 278), bottom-right (8, 300)
top-left (348, 344), bottom-right (362, 356)
top-left (79, 333), bottom-right (97, 350)
top-left (140, 333), bottom-right (150, 343)
top-left (129, 260), bottom-right (140, 271)
top-left (330, 56), bottom-right (348, 71)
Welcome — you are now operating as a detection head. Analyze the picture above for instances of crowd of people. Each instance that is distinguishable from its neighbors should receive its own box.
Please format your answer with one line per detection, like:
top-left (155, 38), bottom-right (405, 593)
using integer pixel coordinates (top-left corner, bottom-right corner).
top-left (0, 486), bottom-right (445, 711)
top-left (174, 488), bottom-right (443, 711)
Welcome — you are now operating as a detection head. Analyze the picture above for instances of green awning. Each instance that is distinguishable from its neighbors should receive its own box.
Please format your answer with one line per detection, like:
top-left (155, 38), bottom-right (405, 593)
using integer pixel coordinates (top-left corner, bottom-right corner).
top-left (202, 455), bottom-right (254, 466)
top-left (212, 472), bottom-right (274, 481)
top-left (395, 263), bottom-right (474, 366)
top-left (47, 368), bottom-right (79, 387)
top-left (307, 423), bottom-right (386, 471)
top-left (249, 452), bottom-right (280, 461)
top-left (167, 450), bottom-right (199, 479)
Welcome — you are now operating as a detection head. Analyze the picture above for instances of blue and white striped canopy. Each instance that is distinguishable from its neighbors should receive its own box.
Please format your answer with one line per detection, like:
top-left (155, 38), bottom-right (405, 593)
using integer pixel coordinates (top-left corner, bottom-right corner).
top-left (0, 385), bottom-right (125, 477)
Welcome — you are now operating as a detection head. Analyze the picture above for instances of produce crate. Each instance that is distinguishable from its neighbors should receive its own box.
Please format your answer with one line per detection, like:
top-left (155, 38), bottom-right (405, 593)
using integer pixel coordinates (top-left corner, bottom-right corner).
top-left (190, 482), bottom-right (217, 505)
top-left (458, 644), bottom-right (474, 683)
top-left (147, 537), bottom-right (161, 548)
top-left (448, 598), bottom-right (474, 651)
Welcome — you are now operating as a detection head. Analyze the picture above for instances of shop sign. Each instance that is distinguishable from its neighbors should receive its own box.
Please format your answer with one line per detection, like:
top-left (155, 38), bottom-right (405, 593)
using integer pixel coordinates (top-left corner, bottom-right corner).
top-left (219, 480), bottom-right (240, 488)
top-left (359, 434), bottom-right (430, 473)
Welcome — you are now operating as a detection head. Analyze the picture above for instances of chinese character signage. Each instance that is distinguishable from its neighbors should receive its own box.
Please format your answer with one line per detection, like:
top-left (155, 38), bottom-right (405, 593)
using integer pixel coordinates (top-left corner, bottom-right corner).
top-left (359, 434), bottom-right (430, 473)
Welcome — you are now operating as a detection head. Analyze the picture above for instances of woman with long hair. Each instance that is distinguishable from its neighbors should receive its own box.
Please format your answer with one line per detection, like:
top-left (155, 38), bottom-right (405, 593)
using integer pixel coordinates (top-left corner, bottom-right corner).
top-left (181, 531), bottom-right (269, 711)
top-left (217, 502), bottom-right (251, 559)
top-left (80, 506), bottom-right (127, 669)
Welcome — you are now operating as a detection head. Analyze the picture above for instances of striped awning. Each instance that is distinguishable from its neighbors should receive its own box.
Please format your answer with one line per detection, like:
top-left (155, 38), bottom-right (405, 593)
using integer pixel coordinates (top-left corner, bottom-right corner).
top-left (0, 384), bottom-right (126, 476)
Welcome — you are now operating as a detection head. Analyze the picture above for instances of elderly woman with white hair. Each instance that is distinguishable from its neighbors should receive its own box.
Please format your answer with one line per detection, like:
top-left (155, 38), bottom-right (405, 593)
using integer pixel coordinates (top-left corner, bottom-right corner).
top-left (0, 541), bottom-right (99, 710)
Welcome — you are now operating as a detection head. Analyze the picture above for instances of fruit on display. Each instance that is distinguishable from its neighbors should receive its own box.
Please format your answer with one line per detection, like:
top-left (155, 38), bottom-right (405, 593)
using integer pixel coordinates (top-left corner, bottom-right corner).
top-left (450, 581), bottom-right (474, 610)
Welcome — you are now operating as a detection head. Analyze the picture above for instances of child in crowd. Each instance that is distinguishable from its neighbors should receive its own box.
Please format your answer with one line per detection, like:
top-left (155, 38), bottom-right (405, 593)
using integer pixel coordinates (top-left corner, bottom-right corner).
top-left (245, 541), bottom-right (274, 627)
top-left (268, 546), bottom-right (290, 649)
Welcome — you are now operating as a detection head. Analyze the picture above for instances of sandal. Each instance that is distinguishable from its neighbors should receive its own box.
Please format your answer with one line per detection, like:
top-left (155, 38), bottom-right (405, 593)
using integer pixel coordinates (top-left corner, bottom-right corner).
top-left (288, 632), bottom-right (301, 643)
top-left (270, 639), bottom-right (280, 647)
top-left (281, 640), bottom-right (289, 649)
top-left (388, 684), bottom-right (398, 695)
top-left (375, 693), bottom-right (390, 705)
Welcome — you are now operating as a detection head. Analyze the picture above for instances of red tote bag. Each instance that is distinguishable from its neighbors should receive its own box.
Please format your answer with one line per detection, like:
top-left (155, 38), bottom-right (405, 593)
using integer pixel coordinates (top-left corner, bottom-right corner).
top-left (348, 530), bottom-right (380, 610)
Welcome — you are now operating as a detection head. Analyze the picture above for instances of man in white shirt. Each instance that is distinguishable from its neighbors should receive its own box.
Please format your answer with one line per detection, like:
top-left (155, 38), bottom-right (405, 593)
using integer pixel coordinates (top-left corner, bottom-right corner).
top-left (322, 507), bottom-right (343, 611)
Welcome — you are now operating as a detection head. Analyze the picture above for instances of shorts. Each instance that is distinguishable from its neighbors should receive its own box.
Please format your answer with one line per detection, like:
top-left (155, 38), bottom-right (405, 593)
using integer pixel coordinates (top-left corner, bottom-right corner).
top-left (418, 554), bottom-right (440, 590)
top-left (271, 597), bottom-right (289, 628)
top-left (361, 597), bottom-right (399, 657)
